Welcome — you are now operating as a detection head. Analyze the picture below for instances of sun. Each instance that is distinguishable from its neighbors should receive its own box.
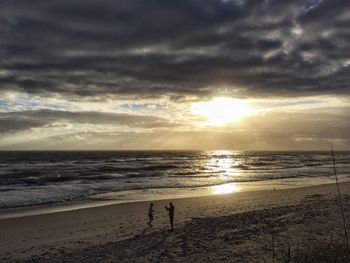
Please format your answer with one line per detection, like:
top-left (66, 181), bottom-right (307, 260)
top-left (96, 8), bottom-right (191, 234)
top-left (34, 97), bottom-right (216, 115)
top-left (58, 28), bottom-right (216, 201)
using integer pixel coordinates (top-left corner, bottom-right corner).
top-left (192, 97), bottom-right (250, 126)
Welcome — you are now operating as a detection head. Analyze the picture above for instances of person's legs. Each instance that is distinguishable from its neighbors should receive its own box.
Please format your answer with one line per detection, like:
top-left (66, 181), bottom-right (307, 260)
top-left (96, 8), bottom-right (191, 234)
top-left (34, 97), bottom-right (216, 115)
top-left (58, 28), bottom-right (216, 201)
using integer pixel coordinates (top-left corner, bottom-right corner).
top-left (170, 216), bottom-right (174, 230)
top-left (148, 215), bottom-right (153, 226)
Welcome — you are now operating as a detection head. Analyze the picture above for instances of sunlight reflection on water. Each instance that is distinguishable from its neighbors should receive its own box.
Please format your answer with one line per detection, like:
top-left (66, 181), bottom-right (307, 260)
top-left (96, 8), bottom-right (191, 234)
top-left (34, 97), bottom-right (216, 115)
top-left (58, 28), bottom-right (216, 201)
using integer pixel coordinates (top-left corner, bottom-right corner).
top-left (206, 150), bottom-right (241, 178)
top-left (206, 151), bottom-right (242, 194)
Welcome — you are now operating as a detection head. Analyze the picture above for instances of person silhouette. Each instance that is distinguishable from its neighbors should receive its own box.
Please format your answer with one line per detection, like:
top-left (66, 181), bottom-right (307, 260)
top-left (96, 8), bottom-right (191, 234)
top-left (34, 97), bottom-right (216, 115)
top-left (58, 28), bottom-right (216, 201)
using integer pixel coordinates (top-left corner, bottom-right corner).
top-left (148, 203), bottom-right (154, 227)
top-left (165, 202), bottom-right (175, 231)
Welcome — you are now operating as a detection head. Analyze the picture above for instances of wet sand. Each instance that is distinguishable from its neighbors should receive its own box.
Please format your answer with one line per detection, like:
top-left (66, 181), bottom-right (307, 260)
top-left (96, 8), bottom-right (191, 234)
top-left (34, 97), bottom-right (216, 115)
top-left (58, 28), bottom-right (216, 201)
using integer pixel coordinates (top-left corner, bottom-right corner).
top-left (1, 182), bottom-right (350, 262)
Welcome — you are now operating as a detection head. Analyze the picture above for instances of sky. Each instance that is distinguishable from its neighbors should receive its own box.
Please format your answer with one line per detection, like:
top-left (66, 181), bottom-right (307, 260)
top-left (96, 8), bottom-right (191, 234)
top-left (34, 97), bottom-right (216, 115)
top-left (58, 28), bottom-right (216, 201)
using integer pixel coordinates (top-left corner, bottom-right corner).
top-left (0, 0), bottom-right (349, 150)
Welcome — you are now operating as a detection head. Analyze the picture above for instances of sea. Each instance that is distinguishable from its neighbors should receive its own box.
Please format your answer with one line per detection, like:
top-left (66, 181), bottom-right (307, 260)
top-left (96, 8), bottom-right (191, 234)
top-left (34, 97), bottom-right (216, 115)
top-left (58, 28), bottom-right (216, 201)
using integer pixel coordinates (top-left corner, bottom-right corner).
top-left (0, 151), bottom-right (349, 209)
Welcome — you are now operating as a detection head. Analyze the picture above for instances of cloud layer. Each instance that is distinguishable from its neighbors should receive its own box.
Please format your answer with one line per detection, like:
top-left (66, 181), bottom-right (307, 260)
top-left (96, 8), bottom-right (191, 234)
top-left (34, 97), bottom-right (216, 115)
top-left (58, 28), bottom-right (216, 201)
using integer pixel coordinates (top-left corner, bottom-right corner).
top-left (1, 0), bottom-right (350, 150)
top-left (1, 0), bottom-right (350, 99)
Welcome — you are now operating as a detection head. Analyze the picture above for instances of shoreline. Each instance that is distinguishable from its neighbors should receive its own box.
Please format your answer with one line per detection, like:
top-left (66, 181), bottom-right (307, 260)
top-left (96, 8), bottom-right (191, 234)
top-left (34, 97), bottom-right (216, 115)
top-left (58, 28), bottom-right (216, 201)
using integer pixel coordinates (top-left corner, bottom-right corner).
top-left (1, 181), bottom-right (350, 262)
top-left (1, 176), bottom-right (346, 220)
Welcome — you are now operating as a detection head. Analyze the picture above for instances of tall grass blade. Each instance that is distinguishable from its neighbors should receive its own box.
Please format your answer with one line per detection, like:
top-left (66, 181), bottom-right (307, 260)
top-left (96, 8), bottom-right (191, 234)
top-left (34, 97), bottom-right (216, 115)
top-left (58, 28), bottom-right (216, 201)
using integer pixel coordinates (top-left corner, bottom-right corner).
top-left (331, 140), bottom-right (348, 248)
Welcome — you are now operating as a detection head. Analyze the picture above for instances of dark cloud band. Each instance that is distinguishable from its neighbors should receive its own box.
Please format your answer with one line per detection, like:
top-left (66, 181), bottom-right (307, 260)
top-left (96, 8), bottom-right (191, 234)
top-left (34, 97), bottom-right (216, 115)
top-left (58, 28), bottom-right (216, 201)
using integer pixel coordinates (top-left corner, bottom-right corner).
top-left (0, 110), bottom-right (175, 133)
top-left (0, 0), bottom-right (350, 99)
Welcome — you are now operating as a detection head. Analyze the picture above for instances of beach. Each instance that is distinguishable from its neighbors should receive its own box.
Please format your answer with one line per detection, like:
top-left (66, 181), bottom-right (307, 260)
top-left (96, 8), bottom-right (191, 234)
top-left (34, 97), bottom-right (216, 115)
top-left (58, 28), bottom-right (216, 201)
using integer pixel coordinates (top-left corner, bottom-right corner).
top-left (1, 181), bottom-right (350, 262)
top-left (2, 0), bottom-right (350, 261)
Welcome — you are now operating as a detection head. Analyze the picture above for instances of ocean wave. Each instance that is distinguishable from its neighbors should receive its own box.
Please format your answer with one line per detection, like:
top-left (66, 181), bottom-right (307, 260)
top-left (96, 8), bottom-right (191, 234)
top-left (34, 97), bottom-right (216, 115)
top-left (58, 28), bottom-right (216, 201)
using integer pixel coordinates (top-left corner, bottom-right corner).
top-left (1, 151), bottom-right (350, 208)
top-left (95, 164), bottom-right (179, 173)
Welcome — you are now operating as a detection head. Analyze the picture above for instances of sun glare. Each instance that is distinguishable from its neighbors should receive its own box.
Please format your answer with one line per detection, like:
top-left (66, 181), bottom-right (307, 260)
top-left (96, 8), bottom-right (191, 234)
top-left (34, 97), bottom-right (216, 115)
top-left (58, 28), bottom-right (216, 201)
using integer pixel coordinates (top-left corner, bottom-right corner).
top-left (192, 97), bottom-right (250, 126)
top-left (212, 183), bottom-right (240, 195)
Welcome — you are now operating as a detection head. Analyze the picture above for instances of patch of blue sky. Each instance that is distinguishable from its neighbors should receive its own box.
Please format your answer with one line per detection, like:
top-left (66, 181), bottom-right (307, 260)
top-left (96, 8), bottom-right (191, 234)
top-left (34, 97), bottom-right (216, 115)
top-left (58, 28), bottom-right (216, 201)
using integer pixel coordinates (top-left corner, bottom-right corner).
top-left (0, 99), bottom-right (15, 112)
top-left (0, 94), bottom-right (73, 112)
top-left (117, 102), bottom-right (168, 114)
top-left (303, 0), bottom-right (323, 12)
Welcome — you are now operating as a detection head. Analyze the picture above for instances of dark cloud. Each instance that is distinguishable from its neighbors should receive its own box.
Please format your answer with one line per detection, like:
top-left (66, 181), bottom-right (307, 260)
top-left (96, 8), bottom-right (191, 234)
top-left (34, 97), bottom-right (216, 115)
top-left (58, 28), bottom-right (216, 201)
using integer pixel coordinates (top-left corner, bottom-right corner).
top-left (0, 118), bottom-right (46, 133)
top-left (0, 110), bottom-right (176, 133)
top-left (0, 0), bottom-right (349, 99)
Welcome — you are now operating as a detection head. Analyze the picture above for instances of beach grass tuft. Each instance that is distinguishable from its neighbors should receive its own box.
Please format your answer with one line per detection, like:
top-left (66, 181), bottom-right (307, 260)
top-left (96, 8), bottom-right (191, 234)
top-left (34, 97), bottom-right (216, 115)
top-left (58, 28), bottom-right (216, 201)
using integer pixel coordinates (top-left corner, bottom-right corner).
top-left (282, 240), bottom-right (350, 263)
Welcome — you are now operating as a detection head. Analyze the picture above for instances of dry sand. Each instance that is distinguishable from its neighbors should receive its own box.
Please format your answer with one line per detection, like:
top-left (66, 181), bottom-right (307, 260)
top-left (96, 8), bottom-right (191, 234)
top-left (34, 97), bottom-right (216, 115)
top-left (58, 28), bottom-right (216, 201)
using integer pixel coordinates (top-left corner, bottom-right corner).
top-left (1, 182), bottom-right (350, 262)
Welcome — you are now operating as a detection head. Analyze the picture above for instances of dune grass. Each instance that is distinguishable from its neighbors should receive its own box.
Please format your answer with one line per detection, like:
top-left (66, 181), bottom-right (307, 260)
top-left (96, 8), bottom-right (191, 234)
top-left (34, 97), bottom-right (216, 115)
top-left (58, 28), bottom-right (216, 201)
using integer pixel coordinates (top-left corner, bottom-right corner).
top-left (282, 240), bottom-right (350, 263)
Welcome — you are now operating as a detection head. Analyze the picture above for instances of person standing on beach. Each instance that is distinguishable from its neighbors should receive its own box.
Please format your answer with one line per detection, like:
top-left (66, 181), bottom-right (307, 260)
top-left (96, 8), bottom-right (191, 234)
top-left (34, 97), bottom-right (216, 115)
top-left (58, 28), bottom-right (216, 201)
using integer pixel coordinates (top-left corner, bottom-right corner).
top-left (165, 202), bottom-right (175, 231)
top-left (148, 203), bottom-right (155, 227)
